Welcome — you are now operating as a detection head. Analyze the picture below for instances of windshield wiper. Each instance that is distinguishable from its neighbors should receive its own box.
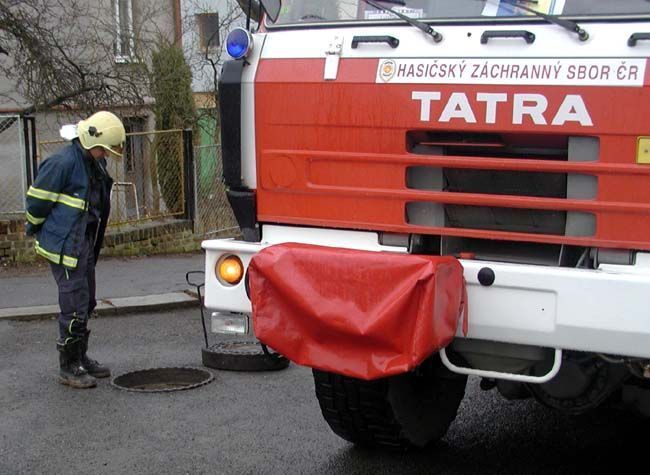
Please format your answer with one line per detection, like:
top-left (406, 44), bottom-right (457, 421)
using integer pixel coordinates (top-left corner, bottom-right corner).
top-left (498, 0), bottom-right (589, 41)
top-left (360, 0), bottom-right (443, 43)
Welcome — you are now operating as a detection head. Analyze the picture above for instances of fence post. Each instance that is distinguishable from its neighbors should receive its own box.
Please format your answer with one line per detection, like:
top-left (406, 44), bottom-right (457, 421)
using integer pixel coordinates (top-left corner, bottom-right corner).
top-left (183, 128), bottom-right (196, 223)
top-left (22, 116), bottom-right (37, 186)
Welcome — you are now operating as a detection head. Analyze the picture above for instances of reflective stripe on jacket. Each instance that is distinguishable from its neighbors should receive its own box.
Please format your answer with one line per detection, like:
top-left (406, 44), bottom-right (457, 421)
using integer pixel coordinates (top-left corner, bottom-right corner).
top-left (25, 141), bottom-right (113, 268)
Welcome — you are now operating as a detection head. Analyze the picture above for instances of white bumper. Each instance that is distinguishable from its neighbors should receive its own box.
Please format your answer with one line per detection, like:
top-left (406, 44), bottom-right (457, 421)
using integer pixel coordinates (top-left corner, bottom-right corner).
top-left (202, 225), bottom-right (650, 359)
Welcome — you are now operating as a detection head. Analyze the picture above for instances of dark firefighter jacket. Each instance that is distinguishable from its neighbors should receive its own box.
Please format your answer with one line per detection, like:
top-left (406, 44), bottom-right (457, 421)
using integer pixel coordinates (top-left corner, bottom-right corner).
top-left (25, 141), bottom-right (113, 268)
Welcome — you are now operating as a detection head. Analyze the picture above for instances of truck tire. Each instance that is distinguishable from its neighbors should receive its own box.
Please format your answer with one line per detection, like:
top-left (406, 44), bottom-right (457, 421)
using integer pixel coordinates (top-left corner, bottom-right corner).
top-left (313, 355), bottom-right (467, 450)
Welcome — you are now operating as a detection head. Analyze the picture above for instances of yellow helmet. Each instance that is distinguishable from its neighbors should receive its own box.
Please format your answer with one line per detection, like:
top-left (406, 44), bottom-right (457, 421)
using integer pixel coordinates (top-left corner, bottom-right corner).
top-left (77, 111), bottom-right (126, 158)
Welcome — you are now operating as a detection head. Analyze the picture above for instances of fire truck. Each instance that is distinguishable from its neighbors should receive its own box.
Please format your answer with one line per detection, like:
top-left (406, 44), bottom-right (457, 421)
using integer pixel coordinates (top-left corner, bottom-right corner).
top-left (203, 0), bottom-right (650, 449)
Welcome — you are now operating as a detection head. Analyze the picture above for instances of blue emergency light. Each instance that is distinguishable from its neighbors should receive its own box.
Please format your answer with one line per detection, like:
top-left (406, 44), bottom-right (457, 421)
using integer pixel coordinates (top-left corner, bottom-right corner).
top-left (226, 28), bottom-right (253, 60)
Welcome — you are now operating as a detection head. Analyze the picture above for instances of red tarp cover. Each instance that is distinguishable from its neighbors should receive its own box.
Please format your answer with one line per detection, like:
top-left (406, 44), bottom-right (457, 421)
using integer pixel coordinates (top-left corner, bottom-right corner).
top-left (249, 243), bottom-right (467, 380)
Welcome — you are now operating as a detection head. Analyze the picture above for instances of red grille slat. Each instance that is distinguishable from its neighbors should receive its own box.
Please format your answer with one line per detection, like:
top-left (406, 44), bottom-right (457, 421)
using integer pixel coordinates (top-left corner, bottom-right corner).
top-left (260, 150), bottom-right (650, 211)
top-left (268, 149), bottom-right (650, 176)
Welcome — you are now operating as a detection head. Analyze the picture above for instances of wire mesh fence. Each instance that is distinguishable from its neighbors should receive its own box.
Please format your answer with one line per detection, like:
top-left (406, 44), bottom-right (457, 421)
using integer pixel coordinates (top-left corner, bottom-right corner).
top-left (0, 115), bottom-right (26, 216)
top-left (37, 130), bottom-right (239, 237)
top-left (38, 129), bottom-right (187, 227)
top-left (193, 143), bottom-right (238, 237)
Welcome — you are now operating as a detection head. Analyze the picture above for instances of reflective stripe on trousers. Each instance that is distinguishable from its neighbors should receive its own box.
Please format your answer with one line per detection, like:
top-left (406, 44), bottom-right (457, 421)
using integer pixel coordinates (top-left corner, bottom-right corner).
top-left (50, 235), bottom-right (97, 342)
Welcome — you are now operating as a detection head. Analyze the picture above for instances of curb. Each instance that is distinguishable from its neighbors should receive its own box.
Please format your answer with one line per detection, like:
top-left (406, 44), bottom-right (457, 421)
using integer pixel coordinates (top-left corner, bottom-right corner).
top-left (0, 291), bottom-right (199, 321)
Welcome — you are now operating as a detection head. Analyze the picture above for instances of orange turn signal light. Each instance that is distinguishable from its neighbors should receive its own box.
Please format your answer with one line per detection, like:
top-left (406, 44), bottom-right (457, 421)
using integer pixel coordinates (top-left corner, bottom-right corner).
top-left (216, 255), bottom-right (244, 285)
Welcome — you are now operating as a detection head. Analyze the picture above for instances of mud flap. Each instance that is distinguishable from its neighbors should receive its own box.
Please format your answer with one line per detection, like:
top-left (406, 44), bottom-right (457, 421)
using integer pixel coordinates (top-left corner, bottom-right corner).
top-left (248, 243), bottom-right (467, 380)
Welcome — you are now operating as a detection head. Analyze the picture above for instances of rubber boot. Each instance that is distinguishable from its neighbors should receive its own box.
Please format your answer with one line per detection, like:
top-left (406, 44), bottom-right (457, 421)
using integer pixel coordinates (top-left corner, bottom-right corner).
top-left (80, 330), bottom-right (111, 378)
top-left (57, 341), bottom-right (97, 389)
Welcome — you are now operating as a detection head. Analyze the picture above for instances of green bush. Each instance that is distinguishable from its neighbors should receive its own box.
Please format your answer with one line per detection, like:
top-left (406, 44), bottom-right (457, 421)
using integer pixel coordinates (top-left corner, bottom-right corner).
top-left (151, 41), bottom-right (196, 213)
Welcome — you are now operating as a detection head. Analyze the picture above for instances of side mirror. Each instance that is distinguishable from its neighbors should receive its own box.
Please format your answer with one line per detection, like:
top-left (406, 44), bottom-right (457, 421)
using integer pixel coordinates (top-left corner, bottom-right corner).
top-left (259, 0), bottom-right (281, 22)
top-left (235, 0), bottom-right (261, 22)
top-left (235, 0), bottom-right (281, 24)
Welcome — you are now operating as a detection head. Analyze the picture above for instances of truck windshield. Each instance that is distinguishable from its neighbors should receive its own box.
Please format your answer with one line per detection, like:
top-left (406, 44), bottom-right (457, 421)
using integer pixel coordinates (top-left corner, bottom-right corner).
top-left (267, 0), bottom-right (650, 25)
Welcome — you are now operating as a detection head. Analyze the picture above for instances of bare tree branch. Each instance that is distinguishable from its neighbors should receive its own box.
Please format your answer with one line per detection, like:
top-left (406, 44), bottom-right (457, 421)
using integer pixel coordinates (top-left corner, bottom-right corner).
top-left (21, 84), bottom-right (103, 115)
top-left (0, 0), bottom-right (173, 115)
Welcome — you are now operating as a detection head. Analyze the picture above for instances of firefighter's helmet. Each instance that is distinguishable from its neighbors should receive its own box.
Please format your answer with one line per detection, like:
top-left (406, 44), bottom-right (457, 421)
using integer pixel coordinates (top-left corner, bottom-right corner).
top-left (77, 111), bottom-right (126, 158)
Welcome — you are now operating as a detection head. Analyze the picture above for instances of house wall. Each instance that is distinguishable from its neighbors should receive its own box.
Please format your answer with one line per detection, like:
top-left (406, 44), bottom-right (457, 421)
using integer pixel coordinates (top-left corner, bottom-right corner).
top-left (0, 0), bottom-right (177, 223)
top-left (182, 0), bottom-right (246, 93)
top-left (0, 0), bottom-right (177, 113)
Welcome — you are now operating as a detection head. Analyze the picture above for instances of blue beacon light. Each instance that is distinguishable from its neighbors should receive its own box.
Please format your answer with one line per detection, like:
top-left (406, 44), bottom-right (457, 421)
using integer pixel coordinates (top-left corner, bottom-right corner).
top-left (226, 28), bottom-right (253, 60)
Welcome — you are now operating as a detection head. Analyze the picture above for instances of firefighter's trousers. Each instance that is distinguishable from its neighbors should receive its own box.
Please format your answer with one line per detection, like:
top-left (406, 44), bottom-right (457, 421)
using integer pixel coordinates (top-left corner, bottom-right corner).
top-left (50, 235), bottom-right (97, 344)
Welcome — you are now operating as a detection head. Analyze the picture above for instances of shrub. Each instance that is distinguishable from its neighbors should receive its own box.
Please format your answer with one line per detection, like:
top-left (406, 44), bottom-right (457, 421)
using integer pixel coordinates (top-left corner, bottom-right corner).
top-left (150, 41), bottom-right (195, 213)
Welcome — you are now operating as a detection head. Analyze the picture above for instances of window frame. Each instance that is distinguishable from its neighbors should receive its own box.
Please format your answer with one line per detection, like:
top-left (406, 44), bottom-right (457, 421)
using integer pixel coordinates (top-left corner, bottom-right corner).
top-left (196, 12), bottom-right (221, 51)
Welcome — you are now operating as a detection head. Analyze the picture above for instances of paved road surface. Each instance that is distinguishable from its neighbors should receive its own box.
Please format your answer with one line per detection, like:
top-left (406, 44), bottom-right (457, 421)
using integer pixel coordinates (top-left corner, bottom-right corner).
top-left (0, 253), bottom-right (204, 308)
top-left (1, 308), bottom-right (646, 474)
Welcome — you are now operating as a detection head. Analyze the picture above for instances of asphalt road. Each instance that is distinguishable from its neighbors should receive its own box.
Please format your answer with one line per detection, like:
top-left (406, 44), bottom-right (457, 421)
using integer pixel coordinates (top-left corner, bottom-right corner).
top-left (0, 253), bottom-right (204, 308)
top-left (1, 308), bottom-right (646, 474)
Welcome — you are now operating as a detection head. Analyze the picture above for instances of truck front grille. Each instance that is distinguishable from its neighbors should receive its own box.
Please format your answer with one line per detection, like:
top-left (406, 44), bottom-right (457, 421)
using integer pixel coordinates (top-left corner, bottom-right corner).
top-left (405, 131), bottom-right (598, 238)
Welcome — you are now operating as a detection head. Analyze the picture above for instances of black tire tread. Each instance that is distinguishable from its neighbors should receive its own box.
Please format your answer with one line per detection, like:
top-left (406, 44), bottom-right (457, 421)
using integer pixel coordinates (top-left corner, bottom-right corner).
top-left (312, 356), bottom-right (467, 450)
top-left (313, 370), bottom-right (412, 449)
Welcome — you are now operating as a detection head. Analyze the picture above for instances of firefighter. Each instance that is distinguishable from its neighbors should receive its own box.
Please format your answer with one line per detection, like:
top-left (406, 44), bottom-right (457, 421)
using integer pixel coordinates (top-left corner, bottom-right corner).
top-left (25, 111), bottom-right (125, 389)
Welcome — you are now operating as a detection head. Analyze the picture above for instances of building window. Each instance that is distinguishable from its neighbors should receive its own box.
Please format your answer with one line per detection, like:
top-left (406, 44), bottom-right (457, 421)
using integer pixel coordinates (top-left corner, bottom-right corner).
top-left (122, 117), bottom-right (145, 173)
top-left (196, 13), bottom-right (220, 50)
top-left (115, 0), bottom-right (134, 62)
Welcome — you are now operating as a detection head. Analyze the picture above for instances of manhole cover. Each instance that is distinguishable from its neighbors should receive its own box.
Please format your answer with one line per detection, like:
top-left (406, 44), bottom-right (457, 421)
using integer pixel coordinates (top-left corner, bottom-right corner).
top-left (111, 367), bottom-right (214, 393)
top-left (202, 340), bottom-right (290, 372)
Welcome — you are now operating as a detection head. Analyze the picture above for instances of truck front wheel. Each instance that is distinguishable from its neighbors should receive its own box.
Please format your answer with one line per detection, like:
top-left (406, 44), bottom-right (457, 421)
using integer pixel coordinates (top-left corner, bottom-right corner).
top-left (312, 355), bottom-right (467, 450)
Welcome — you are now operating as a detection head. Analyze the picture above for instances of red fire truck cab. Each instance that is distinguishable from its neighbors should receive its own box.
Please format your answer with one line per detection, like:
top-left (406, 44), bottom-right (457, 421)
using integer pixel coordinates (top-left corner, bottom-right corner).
top-left (203, 0), bottom-right (650, 449)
